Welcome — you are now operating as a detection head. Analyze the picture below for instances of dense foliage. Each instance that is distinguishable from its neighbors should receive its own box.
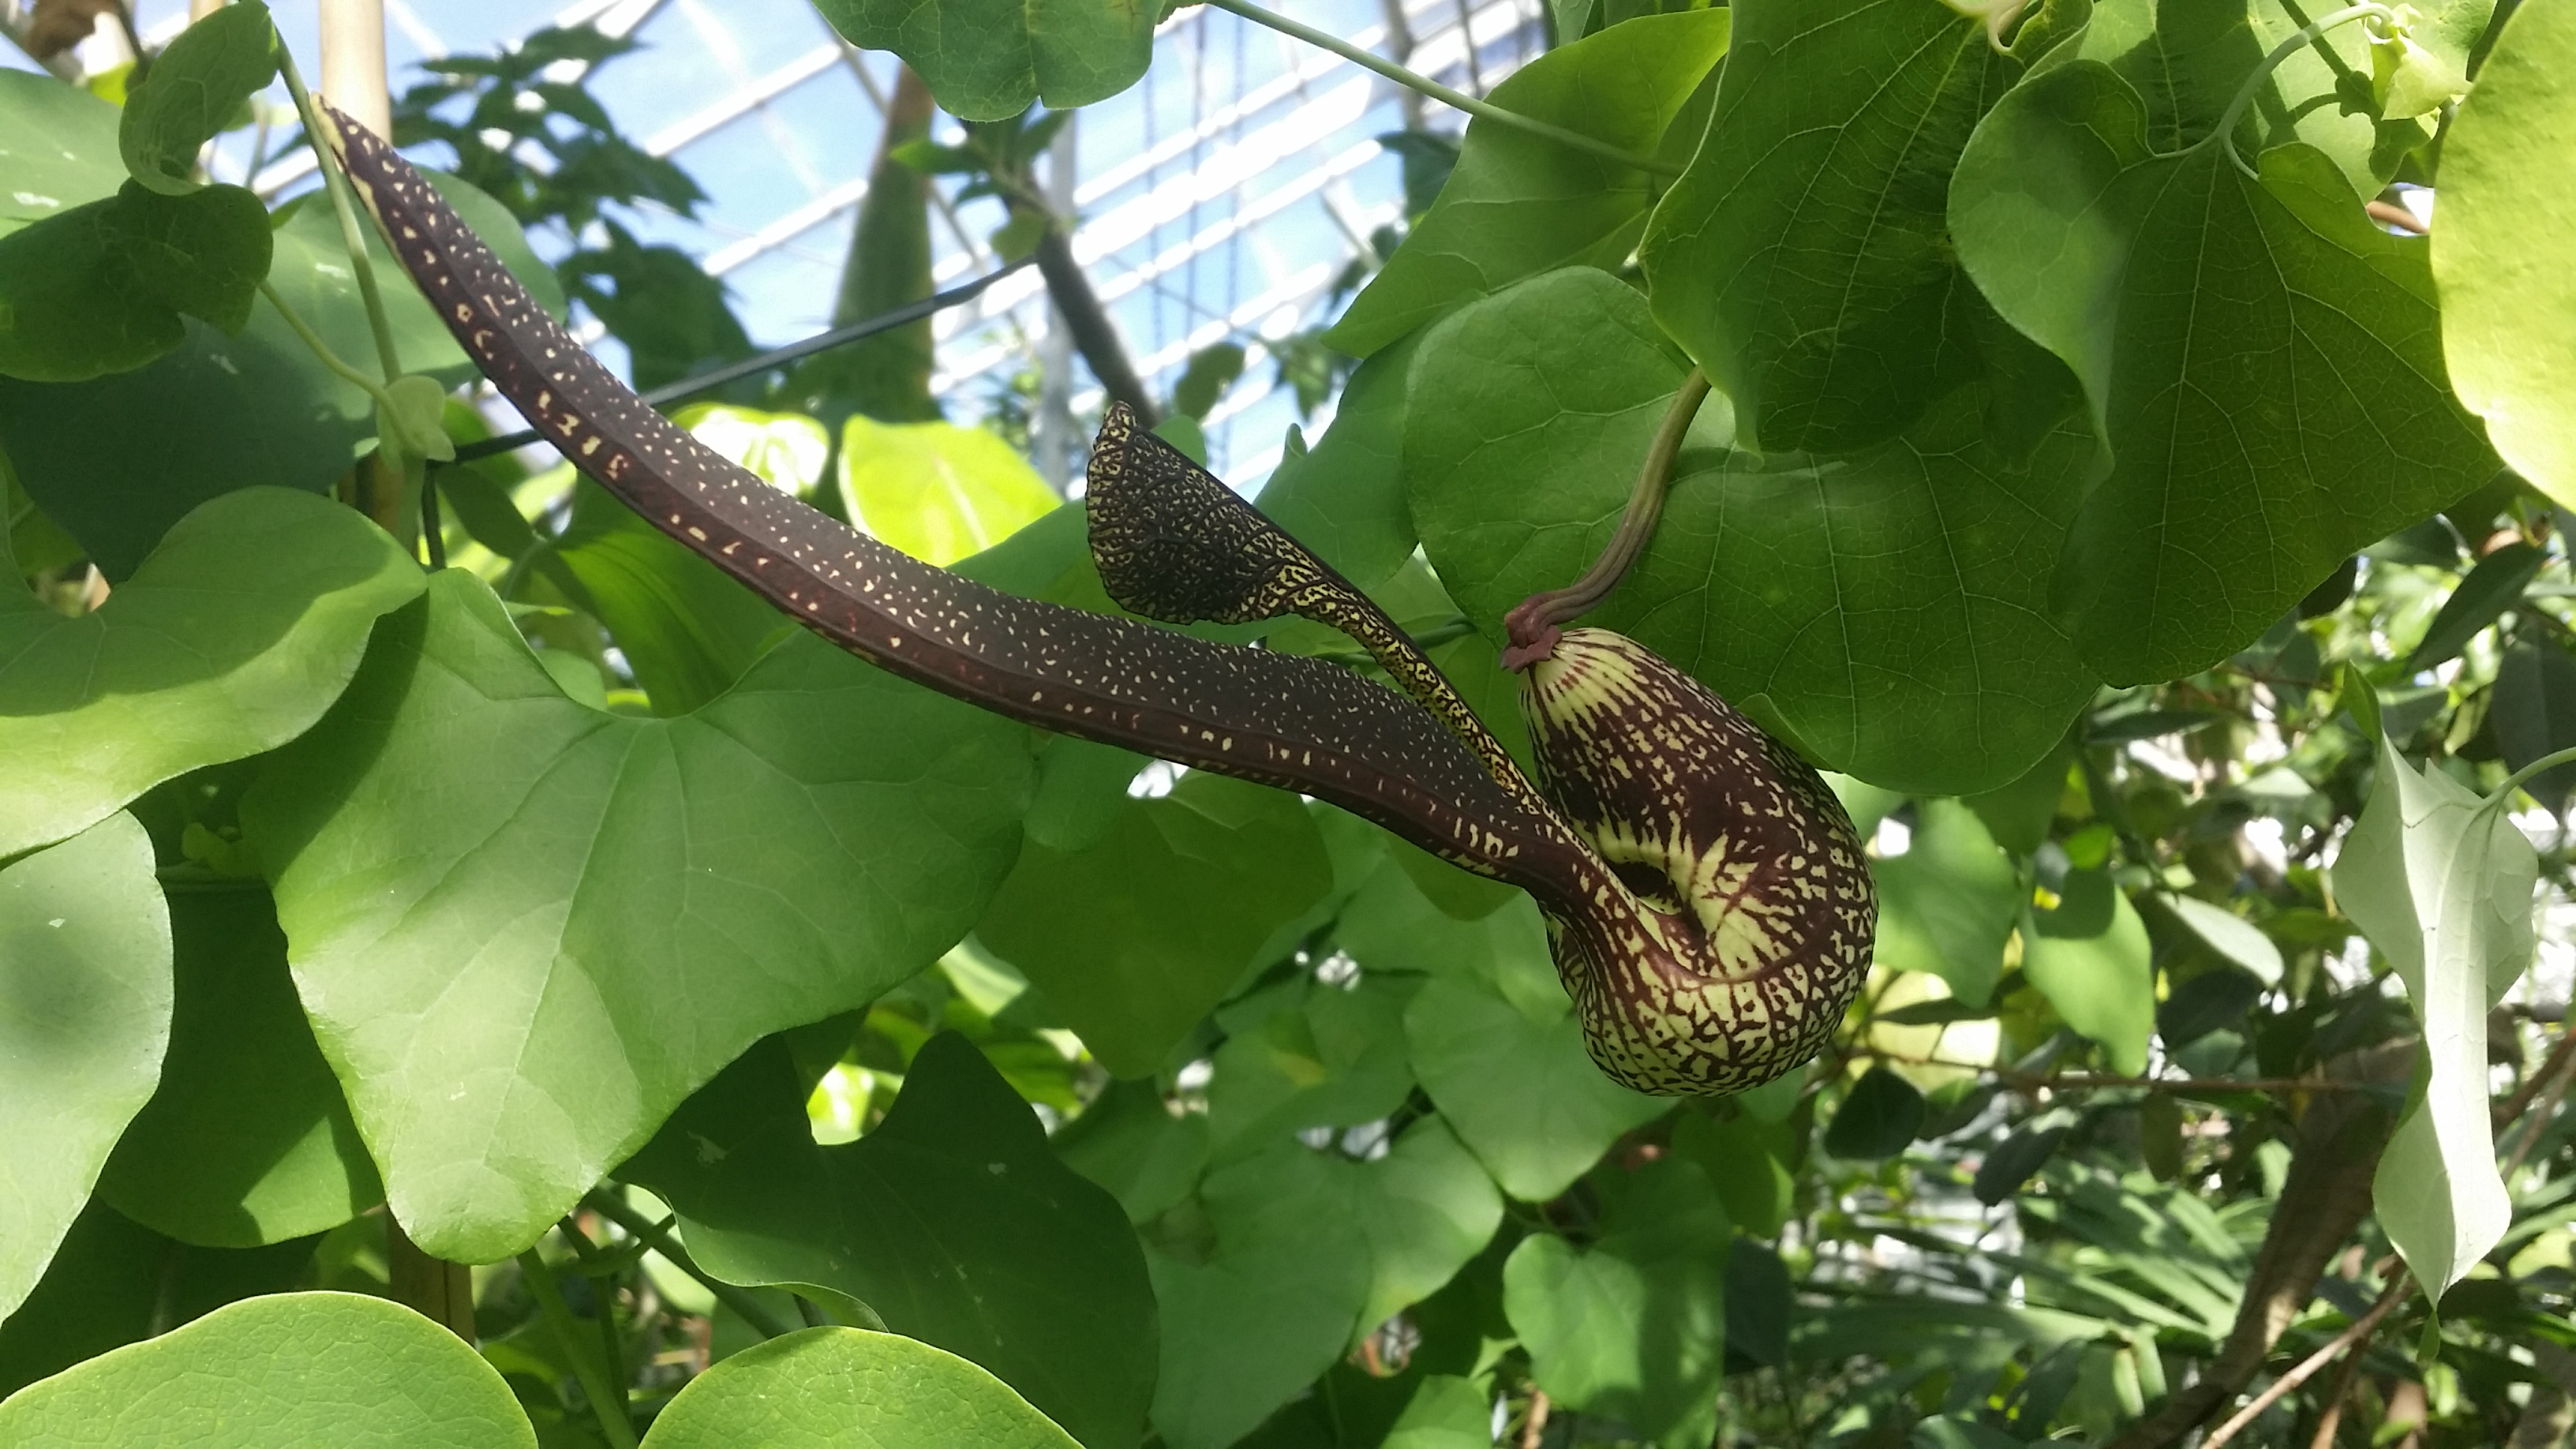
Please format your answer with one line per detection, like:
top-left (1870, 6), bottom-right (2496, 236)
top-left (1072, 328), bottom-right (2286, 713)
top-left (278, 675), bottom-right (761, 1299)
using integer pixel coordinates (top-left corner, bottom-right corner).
top-left (2, 0), bottom-right (2574, 1446)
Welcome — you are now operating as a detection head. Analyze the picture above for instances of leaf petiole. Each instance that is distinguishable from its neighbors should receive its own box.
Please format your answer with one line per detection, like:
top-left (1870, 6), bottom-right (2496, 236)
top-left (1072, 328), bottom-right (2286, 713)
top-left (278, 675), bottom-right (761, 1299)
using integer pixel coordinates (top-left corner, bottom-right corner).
top-left (581, 1189), bottom-right (797, 1340)
top-left (2487, 743), bottom-right (2576, 810)
top-left (2198, 3), bottom-right (2400, 177)
top-left (256, 280), bottom-right (395, 412)
top-left (274, 39), bottom-right (406, 384)
top-left (1204, 0), bottom-right (1681, 178)
top-left (518, 1246), bottom-right (642, 1449)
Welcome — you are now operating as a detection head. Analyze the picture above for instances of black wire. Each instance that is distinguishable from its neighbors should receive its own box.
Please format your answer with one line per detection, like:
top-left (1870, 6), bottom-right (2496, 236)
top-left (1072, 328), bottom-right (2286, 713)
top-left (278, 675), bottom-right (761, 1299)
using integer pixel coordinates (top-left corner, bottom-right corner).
top-left (438, 256), bottom-right (1035, 467)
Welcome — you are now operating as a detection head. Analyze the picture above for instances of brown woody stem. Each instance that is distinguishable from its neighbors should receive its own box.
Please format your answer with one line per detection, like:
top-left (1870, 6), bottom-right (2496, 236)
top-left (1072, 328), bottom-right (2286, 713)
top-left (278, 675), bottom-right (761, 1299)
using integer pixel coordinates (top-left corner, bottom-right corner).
top-left (1503, 369), bottom-right (1710, 671)
top-left (1034, 226), bottom-right (1158, 424)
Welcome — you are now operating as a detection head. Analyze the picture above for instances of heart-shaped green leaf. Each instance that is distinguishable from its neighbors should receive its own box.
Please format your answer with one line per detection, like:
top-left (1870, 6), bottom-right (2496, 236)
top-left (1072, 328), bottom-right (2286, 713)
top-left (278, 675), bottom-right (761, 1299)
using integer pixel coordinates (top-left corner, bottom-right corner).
top-left (1640, 0), bottom-right (2016, 451)
top-left (1502, 1157), bottom-right (1731, 1448)
top-left (639, 1326), bottom-right (1076, 1449)
top-left (1951, 62), bottom-right (2495, 683)
top-left (0, 1290), bottom-right (536, 1448)
top-left (623, 1032), bottom-right (1154, 1449)
top-left (1201, 1118), bottom-right (1503, 1348)
top-left (242, 571), bottom-right (1032, 1260)
top-left (2434, 0), bottom-right (2576, 509)
top-left (813, 0), bottom-right (1154, 121)
top-left (2, 169), bottom-right (560, 577)
top-left (1389, 897), bottom-right (1667, 1203)
top-left (0, 815), bottom-right (170, 1323)
top-left (0, 488), bottom-right (421, 860)
top-left (1406, 266), bottom-right (2099, 795)
top-left (118, 0), bottom-right (277, 196)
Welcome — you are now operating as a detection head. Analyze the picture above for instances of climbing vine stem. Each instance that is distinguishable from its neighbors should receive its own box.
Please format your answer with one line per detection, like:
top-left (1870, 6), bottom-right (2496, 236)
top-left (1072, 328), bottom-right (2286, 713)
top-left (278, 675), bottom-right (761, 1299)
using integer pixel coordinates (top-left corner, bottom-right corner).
top-left (255, 281), bottom-right (393, 410)
top-left (275, 39), bottom-right (405, 384)
top-left (518, 1246), bottom-right (641, 1449)
top-left (1203, 0), bottom-right (1681, 178)
top-left (1502, 368), bottom-right (1711, 669)
top-left (2202, 3), bottom-right (2399, 176)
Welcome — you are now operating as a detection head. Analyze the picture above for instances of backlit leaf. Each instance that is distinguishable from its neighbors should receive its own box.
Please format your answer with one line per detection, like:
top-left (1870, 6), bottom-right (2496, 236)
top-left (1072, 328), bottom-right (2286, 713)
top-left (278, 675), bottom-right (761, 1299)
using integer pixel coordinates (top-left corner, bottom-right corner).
top-left (814, 0), bottom-right (1153, 121)
top-left (2021, 868), bottom-right (2153, 1076)
top-left (2432, 0), bottom-right (2576, 508)
top-left (840, 416), bottom-right (1059, 566)
top-left (1871, 801), bottom-right (2020, 1007)
top-left (2331, 695), bottom-right (2532, 1300)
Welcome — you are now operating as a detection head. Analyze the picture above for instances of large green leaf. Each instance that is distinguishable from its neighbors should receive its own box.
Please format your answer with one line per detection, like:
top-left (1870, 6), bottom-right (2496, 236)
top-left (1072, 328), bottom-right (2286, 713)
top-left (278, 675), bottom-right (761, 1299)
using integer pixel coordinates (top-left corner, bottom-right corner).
top-left (2331, 692), bottom-right (2532, 1301)
top-left (2020, 868), bottom-right (2152, 1076)
top-left (2433, 0), bottom-right (2576, 509)
top-left (813, 0), bottom-right (1153, 121)
top-left (0, 815), bottom-right (170, 1323)
top-left (0, 1291), bottom-right (535, 1448)
top-left (1640, 0), bottom-right (2015, 451)
top-left (0, 72), bottom-right (121, 234)
top-left (1407, 267), bottom-right (2097, 794)
top-left (978, 771), bottom-right (1332, 1080)
top-left (623, 1032), bottom-right (1154, 1449)
top-left (0, 1200), bottom-right (319, 1400)
top-left (640, 1327), bottom-right (1078, 1449)
top-left (1950, 62), bottom-right (2494, 683)
top-left (240, 571), bottom-right (1032, 1260)
top-left (118, 0), bottom-right (276, 197)
top-left (2, 170), bottom-right (560, 577)
top-left (1392, 898), bottom-right (1668, 1202)
top-left (0, 488), bottom-right (420, 861)
top-left (1503, 1158), bottom-right (1731, 1449)
top-left (1325, 11), bottom-right (1730, 358)
top-left (95, 887), bottom-right (380, 1248)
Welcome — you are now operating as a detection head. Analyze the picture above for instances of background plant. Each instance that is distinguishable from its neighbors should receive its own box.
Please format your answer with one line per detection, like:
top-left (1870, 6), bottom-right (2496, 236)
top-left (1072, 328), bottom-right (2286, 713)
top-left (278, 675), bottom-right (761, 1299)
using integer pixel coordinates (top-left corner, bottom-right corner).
top-left (2, 0), bottom-right (2574, 1446)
